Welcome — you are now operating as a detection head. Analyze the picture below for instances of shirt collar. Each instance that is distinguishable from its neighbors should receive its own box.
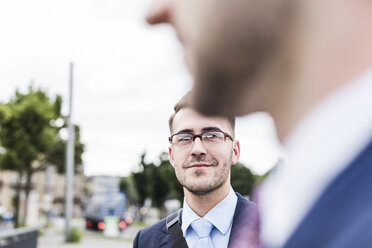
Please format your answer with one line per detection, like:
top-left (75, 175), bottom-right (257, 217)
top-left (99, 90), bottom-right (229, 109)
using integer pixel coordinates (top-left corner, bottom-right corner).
top-left (181, 187), bottom-right (238, 236)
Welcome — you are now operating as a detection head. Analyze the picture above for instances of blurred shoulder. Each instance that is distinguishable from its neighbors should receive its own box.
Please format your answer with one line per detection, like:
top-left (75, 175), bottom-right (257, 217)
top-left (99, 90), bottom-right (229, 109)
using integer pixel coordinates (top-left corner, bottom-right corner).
top-left (235, 192), bottom-right (256, 207)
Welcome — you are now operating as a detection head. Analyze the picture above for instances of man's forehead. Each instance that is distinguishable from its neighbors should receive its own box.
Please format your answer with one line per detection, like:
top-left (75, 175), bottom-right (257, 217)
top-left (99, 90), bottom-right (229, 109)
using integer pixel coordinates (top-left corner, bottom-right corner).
top-left (172, 108), bottom-right (231, 133)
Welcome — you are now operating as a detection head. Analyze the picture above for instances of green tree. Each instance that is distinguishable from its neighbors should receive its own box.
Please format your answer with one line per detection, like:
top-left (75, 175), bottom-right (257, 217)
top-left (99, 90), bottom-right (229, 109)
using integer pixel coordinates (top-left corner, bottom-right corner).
top-left (147, 162), bottom-right (168, 209)
top-left (131, 153), bottom-right (150, 208)
top-left (119, 176), bottom-right (129, 194)
top-left (158, 152), bottom-right (183, 203)
top-left (0, 87), bottom-right (62, 227)
top-left (231, 162), bottom-right (255, 196)
top-left (119, 176), bottom-right (139, 206)
top-left (0, 86), bottom-right (85, 227)
top-left (128, 152), bottom-right (181, 218)
top-left (46, 124), bottom-right (84, 174)
top-left (131, 153), bottom-right (170, 208)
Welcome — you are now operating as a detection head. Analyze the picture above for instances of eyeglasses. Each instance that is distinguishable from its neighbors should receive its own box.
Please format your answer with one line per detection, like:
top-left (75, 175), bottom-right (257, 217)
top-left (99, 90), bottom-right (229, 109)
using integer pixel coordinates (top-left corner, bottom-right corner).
top-left (169, 130), bottom-right (233, 147)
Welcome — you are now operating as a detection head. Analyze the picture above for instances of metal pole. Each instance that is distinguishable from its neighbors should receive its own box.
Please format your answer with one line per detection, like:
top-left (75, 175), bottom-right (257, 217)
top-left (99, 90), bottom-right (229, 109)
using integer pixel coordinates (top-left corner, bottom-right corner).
top-left (65, 62), bottom-right (75, 241)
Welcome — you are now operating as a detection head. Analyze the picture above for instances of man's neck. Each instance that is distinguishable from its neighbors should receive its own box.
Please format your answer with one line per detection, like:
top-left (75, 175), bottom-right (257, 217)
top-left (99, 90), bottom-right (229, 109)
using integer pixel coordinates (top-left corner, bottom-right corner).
top-left (184, 183), bottom-right (231, 217)
top-left (272, 5), bottom-right (372, 142)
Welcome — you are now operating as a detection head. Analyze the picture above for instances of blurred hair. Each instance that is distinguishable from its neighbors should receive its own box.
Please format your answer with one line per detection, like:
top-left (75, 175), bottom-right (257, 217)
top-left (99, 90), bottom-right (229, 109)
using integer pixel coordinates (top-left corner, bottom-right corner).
top-left (168, 91), bottom-right (235, 136)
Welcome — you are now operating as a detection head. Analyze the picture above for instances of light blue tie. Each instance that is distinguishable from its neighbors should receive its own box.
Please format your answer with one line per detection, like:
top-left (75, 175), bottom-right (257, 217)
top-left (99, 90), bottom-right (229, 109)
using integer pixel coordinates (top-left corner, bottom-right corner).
top-left (191, 218), bottom-right (214, 248)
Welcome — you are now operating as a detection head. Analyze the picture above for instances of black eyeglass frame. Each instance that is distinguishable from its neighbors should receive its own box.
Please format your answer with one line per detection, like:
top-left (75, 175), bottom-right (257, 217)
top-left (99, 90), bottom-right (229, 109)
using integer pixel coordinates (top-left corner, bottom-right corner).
top-left (168, 130), bottom-right (234, 144)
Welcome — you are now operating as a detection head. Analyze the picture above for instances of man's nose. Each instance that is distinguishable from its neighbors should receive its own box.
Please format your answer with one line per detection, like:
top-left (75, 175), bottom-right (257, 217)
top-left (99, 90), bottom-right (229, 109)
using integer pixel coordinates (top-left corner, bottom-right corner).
top-left (190, 137), bottom-right (207, 156)
top-left (146, 0), bottom-right (172, 25)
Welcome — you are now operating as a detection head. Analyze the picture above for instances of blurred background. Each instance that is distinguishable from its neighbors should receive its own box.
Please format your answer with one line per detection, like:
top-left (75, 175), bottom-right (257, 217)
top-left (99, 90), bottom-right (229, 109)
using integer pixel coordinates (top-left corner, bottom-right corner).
top-left (0, 0), bottom-right (283, 247)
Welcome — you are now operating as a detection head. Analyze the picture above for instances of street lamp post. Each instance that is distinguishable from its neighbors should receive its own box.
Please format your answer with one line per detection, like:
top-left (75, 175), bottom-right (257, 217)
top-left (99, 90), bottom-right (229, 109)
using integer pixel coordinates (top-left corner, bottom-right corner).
top-left (65, 62), bottom-right (75, 242)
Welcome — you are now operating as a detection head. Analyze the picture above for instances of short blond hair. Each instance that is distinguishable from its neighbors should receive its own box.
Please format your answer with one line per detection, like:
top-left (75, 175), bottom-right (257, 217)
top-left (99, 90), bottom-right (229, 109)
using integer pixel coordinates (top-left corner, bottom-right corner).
top-left (168, 91), bottom-right (235, 135)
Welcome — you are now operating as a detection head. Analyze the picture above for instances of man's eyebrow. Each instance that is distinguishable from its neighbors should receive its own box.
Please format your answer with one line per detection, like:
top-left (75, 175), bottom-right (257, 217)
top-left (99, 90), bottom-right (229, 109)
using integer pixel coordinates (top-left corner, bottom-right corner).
top-left (202, 127), bottom-right (223, 132)
top-left (174, 129), bottom-right (193, 134)
top-left (174, 127), bottom-right (223, 135)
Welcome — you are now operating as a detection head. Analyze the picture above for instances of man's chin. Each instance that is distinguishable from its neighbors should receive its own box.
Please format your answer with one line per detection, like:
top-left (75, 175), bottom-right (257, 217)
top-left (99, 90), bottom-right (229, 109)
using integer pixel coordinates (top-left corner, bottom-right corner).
top-left (186, 186), bottom-right (216, 196)
top-left (192, 90), bottom-right (243, 118)
top-left (184, 180), bottom-right (224, 196)
top-left (191, 75), bottom-right (242, 118)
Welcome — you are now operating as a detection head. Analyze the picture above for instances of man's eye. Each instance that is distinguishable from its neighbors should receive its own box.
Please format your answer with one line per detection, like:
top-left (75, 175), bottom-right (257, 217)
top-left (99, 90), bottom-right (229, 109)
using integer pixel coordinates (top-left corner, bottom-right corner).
top-left (177, 135), bottom-right (192, 142)
top-left (203, 132), bottom-right (219, 139)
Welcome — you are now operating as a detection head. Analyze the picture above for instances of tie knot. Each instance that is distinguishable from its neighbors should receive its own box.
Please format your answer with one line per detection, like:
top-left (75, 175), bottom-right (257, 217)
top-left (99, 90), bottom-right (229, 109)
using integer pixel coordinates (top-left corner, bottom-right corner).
top-left (191, 218), bottom-right (214, 239)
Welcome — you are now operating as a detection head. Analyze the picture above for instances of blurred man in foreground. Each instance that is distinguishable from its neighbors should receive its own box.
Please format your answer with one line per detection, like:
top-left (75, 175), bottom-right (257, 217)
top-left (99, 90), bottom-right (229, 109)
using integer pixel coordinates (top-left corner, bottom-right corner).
top-left (146, 0), bottom-right (372, 247)
top-left (133, 92), bottom-right (258, 248)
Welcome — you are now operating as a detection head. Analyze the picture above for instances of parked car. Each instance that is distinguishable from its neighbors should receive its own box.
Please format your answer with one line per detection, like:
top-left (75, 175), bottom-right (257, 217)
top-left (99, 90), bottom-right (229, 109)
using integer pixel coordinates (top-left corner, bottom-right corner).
top-left (84, 192), bottom-right (132, 231)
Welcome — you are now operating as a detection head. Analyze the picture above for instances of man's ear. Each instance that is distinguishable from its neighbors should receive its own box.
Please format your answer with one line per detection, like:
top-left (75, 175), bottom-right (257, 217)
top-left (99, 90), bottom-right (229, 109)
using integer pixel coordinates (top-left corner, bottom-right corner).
top-left (231, 140), bottom-right (240, 165)
top-left (169, 146), bottom-right (175, 167)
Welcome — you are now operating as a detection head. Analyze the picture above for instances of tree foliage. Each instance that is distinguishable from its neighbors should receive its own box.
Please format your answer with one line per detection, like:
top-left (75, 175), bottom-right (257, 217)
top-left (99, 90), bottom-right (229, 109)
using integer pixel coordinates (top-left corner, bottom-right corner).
top-left (0, 87), bottom-right (62, 226)
top-left (157, 152), bottom-right (183, 202)
top-left (46, 124), bottom-right (84, 173)
top-left (0, 88), bottom-right (61, 169)
top-left (0, 86), bottom-right (84, 227)
top-left (231, 162), bottom-right (255, 196)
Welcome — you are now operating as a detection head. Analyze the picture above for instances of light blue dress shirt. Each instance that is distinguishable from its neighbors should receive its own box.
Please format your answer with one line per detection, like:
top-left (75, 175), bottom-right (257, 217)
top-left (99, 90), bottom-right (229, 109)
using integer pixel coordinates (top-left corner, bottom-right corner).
top-left (181, 187), bottom-right (238, 248)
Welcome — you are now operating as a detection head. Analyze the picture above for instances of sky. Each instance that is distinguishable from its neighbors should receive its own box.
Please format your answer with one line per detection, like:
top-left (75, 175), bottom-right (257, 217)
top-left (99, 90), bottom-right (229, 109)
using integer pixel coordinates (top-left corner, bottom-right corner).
top-left (0, 0), bottom-right (284, 176)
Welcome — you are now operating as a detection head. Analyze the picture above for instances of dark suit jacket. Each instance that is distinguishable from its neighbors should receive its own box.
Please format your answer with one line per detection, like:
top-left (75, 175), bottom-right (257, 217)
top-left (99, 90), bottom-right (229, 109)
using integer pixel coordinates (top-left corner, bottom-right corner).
top-left (283, 139), bottom-right (372, 248)
top-left (133, 193), bottom-right (257, 248)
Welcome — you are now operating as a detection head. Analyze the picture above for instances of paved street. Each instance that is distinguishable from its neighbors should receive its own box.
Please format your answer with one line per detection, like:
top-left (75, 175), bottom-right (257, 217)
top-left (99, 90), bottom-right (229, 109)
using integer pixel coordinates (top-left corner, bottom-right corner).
top-left (38, 225), bottom-right (141, 248)
top-left (39, 234), bottom-right (132, 248)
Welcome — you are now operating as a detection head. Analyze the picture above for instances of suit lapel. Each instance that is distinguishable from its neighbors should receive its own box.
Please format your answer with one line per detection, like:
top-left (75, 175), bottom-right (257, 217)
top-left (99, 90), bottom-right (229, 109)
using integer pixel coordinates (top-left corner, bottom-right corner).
top-left (228, 193), bottom-right (260, 247)
top-left (284, 140), bottom-right (372, 248)
top-left (230, 193), bottom-right (247, 238)
top-left (159, 224), bottom-right (172, 247)
top-left (160, 210), bottom-right (188, 248)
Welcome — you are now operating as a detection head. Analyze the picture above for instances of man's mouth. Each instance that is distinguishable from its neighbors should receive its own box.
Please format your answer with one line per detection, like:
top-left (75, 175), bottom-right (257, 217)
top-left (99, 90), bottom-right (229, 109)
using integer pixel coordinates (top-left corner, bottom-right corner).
top-left (187, 162), bottom-right (213, 169)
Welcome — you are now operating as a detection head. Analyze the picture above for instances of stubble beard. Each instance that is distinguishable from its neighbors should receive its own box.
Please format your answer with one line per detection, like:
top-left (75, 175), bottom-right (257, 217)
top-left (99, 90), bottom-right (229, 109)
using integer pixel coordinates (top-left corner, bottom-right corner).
top-left (177, 156), bottom-right (231, 196)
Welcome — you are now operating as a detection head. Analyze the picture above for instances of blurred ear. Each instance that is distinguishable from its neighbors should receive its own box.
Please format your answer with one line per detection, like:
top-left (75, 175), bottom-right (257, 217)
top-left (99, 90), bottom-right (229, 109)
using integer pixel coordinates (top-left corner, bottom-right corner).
top-left (231, 140), bottom-right (240, 165)
top-left (168, 146), bottom-right (175, 167)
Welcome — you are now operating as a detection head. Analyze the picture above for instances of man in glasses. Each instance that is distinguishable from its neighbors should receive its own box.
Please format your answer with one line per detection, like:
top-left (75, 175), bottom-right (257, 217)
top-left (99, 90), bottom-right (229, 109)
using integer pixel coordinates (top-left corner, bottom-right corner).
top-left (146, 0), bottom-right (372, 247)
top-left (133, 92), bottom-right (258, 248)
